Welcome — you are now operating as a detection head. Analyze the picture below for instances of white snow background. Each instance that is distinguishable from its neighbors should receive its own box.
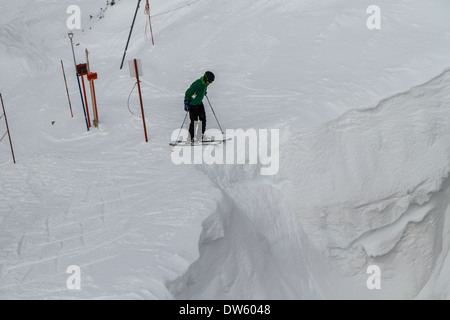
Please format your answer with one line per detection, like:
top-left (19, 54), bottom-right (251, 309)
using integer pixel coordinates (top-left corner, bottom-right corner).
top-left (1, 0), bottom-right (450, 299)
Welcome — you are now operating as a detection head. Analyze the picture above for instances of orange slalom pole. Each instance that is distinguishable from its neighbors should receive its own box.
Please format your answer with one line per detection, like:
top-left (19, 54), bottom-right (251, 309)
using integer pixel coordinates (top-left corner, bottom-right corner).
top-left (92, 80), bottom-right (99, 124)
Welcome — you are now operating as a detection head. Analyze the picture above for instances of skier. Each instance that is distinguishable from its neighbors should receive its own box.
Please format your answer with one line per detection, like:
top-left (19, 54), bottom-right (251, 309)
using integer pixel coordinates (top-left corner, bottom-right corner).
top-left (184, 71), bottom-right (215, 143)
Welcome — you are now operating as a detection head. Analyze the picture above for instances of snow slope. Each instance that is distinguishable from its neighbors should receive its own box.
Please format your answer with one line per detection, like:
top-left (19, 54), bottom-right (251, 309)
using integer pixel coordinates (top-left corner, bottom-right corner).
top-left (170, 69), bottom-right (450, 300)
top-left (1, 0), bottom-right (450, 299)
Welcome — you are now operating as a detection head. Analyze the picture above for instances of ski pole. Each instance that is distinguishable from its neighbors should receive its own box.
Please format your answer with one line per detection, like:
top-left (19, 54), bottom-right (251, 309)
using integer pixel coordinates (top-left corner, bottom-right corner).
top-left (205, 95), bottom-right (224, 134)
top-left (175, 112), bottom-right (189, 143)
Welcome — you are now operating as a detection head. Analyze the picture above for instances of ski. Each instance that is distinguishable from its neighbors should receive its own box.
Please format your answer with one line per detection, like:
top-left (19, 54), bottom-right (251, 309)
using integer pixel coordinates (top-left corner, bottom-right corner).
top-left (170, 141), bottom-right (220, 147)
top-left (169, 137), bottom-right (231, 147)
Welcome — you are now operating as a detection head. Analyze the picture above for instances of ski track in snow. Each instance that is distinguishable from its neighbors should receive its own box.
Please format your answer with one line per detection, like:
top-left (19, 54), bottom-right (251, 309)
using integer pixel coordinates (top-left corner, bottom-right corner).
top-left (0, 135), bottom-right (219, 298)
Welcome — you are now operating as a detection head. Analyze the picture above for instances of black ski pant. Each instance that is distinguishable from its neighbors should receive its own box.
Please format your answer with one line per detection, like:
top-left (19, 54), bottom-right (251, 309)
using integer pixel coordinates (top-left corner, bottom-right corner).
top-left (189, 103), bottom-right (206, 140)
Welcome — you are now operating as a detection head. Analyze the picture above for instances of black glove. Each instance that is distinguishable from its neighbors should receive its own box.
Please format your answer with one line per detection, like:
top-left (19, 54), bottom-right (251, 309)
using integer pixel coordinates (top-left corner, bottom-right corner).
top-left (184, 100), bottom-right (190, 112)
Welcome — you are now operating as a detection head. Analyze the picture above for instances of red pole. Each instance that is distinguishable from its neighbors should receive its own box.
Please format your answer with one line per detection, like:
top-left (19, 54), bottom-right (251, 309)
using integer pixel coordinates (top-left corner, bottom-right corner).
top-left (86, 50), bottom-right (98, 128)
top-left (80, 75), bottom-right (91, 127)
top-left (0, 94), bottom-right (16, 164)
top-left (92, 80), bottom-right (99, 124)
top-left (134, 59), bottom-right (148, 142)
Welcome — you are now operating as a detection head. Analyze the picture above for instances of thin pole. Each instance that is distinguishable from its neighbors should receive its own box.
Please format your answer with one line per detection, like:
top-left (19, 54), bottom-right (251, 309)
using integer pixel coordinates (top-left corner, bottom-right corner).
top-left (148, 13), bottom-right (155, 46)
top-left (175, 112), bottom-right (189, 143)
top-left (134, 59), bottom-right (148, 142)
top-left (205, 95), bottom-right (224, 134)
top-left (145, 0), bottom-right (155, 45)
top-left (120, 0), bottom-right (142, 69)
top-left (91, 80), bottom-right (99, 125)
top-left (80, 75), bottom-right (91, 127)
top-left (60, 60), bottom-right (73, 117)
top-left (68, 33), bottom-right (89, 131)
top-left (76, 75), bottom-right (90, 131)
top-left (86, 49), bottom-right (98, 127)
top-left (68, 33), bottom-right (77, 68)
top-left (0, 94), bottom-right (16, 164)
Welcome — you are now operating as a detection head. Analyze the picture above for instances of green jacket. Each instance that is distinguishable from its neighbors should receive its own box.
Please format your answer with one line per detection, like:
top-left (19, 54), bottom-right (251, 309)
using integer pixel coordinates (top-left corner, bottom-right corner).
top-left (184, 76), bottom-right (209, 106)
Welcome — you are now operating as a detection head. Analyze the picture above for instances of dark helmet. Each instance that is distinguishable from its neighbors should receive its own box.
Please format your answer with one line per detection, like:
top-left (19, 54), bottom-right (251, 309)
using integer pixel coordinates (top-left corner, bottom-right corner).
top-left (204, 71), bottom-right (215, 83)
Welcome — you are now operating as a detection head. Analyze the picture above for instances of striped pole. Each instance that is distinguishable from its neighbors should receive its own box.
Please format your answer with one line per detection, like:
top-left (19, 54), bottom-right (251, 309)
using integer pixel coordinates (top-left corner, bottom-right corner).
top-left (61, 60), bottom-right (74, 117)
